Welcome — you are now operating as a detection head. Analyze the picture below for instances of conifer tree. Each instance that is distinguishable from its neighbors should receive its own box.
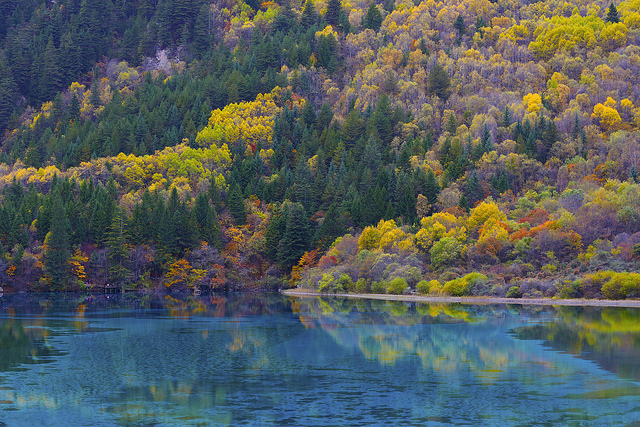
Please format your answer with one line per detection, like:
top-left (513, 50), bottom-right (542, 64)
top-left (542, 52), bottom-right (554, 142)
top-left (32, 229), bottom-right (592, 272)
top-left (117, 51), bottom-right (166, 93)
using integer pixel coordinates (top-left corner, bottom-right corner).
top-left (43, 191), bottom-right (71, 290)
top-left (277, 203), bottom-right (310, 268)
top-left (362, 3), bottom-right (383, 31)
top-left (427, 63), bottom-right (450, 100)
top-left (301, 0), bottom-right (320, 27)
top-left (606, 3), bottom-right (619, 23)
top-left (454, 15), bottom-right (465, 36)
top-left (106, 207), bottom-right (130, 283)
top-left (227, 182), bottom-right (247, 225)
top-left (325, 0), bottom-right (342, 26)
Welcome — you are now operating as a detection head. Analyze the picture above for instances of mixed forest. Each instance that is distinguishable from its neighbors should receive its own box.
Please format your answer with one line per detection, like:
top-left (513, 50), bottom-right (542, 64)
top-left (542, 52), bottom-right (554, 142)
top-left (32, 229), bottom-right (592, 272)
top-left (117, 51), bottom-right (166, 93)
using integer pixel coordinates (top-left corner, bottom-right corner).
top-left (1, 0), bottom-right (640, 299)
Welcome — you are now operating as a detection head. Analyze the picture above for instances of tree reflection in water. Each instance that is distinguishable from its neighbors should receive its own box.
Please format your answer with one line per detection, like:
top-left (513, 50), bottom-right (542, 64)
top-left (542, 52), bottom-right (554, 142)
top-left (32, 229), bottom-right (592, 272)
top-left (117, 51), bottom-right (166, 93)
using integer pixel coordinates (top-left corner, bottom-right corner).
top-left (0, 293), bottom-right (638, 426)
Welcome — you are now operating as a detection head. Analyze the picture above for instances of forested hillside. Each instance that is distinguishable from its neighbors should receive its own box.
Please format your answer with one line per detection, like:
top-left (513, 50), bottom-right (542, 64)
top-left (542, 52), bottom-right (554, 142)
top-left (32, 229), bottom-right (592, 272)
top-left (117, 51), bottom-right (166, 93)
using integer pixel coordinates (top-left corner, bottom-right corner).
top-left (1, 0), bottom-right (640, 298)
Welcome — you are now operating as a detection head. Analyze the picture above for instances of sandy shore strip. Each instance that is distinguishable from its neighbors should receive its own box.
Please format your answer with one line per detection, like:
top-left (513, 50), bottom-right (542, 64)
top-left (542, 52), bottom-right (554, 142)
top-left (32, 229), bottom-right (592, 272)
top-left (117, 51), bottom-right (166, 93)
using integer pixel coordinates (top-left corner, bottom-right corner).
top-left (282, 289), bottom-right (640, 308)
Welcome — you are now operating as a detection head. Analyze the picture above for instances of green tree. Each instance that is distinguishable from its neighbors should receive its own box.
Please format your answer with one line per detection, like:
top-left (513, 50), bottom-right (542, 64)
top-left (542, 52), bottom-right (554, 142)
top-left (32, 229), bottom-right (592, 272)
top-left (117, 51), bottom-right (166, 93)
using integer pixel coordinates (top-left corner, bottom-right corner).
top-left (362, 3), bottom-right (383, 31)
top-left (325, 0), bottom-right (343, 26)
top-left (314, 202), bottom-right (347, 250)
top-left (106, 207), bottom-right (130, 283)
top-left (43, 192), bottom-right (71, 290)
top-left (277, 203), bottom-right (310, 268)
top-left (606, 3), bottom-right (619, 23)
top-left (454, 15), bottom-right (465, 36)
top-left (428, 63), bottom-right (450, 100)
top-left (301, 0), bottom-right (320, 27)
top-left (227, 182), bottom-right (247, 225)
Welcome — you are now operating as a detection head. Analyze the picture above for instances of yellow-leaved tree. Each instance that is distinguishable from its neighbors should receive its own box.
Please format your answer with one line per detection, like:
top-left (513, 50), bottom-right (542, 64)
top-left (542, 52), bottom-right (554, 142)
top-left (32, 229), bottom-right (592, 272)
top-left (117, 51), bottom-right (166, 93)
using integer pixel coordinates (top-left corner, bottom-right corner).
top-left (195, 88), bottom-right (289, 152)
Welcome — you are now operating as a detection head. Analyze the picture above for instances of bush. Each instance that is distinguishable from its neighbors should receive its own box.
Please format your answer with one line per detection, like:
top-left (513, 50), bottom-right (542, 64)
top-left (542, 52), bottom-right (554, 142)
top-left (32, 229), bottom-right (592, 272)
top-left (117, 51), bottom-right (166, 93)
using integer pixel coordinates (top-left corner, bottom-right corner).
top-left (506, 285), bottom-right (522, 298)
top-left (601, 272), bottom-right (640, 299)
top-left (556, 280), bottom-right (581, 299)
top-left (371, 280), bottom-right (387, 294)
top-left (355, 278), bottom-right (370, 293)
top-left (336, 274), bottom-right (355, 292)
top-left (317, 273), bottom-right (345, 293)
top-left (386, 277), bottom-right (408, 295)
top-left (442, 272), bottom-right (488, 296)
top-left (416, 280), bottom-right (430, 294)
top-left (429, 280), bottom-right (443, 294)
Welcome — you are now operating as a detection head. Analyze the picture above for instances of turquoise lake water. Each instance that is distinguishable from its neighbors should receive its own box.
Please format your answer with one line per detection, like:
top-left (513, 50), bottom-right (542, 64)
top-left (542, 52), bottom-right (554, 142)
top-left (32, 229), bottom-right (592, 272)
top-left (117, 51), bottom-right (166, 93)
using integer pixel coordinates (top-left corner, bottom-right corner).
top-left (1, 293), bottom-right (639, 426)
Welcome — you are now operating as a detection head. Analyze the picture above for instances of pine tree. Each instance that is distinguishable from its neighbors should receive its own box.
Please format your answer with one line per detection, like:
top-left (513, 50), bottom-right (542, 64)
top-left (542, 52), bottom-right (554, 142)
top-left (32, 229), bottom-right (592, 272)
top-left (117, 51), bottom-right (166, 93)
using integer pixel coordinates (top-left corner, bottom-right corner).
top-left (606, 3), bottom-right (619, 23)
top-left (314, 202), bottom-right (346, 250)
top-left (301, 0), bottom-right (320, 27)
top-left (454, 15), bottom-right (465, 36)
top-left (325, 0), bottom-right (342, 26)
top-left (424, 169), bottom-right (440, 209)
top-left (43, 192), bottom-right (71, 290)
top-left (465, 170), bottom-right (483, 207)
top-left (502, 106), bottom-right (512, 128)
top-left (227, 182), bottom-right (247, 225)
top-left (630, 164), bottom-right (639, 183)
top-left (362, 3), bottom-right (383, 31)
top-left (277, 203), bottom-right (310, 268)
top-left (106, 207), bottom-right (130, 283)
top-left (428, 63), bottom-right (450, 100)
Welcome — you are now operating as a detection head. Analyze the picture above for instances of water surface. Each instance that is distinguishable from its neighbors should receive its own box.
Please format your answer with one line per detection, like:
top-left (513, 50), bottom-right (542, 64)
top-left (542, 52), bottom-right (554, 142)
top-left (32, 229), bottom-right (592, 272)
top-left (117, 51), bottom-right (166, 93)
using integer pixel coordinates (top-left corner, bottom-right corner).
top-left (1, 293), bottom-right (639, 426)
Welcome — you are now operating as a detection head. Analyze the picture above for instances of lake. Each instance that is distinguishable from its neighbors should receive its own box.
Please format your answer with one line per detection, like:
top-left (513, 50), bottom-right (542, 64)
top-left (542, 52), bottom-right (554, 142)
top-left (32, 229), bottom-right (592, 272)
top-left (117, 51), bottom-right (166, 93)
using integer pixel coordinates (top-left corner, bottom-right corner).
top-left (1, 293), bottom-right (639, 426)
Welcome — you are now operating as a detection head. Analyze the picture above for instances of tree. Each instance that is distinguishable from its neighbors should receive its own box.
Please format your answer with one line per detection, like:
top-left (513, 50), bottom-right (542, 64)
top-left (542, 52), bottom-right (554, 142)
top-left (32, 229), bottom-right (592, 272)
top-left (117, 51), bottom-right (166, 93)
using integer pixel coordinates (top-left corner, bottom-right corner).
top-left (314, 202), bottom-right (347, 250)
top-left (454, 15), bottom-right (465, 36)
top-left (325, 0), bottom-right (343, 26)
top-left (43, 192), bottom-right (71, 290)
top-left (301, 0), bottom-right (320, 27)
top-left (606, 3), bottom-right (619, 23)
top-left (277, 203), bottom-right (310, 268)
top-left (106, 207), bottom-right (130, 283)
top-left (227, 182), bottom-right (247, 225)
top-left (362, 3), bottom-right (383, 31)
top-left (428, 63), bottom-right (450, 100)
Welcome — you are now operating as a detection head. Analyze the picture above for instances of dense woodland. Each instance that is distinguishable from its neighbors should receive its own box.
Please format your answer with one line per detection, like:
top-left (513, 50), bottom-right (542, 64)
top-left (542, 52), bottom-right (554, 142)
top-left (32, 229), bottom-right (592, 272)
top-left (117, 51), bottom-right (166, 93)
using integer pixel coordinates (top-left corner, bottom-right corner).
top-left (1, 0), bottom-right (640, 298)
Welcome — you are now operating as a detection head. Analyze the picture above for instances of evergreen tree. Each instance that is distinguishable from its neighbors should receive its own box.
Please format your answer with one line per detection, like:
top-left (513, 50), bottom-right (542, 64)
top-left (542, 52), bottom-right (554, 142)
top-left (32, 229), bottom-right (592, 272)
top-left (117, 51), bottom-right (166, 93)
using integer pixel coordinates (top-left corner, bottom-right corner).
top-left (106, 207), bottom-right (130, 283)
top-left (43, 192), bottom-right (71, 290)
top-left (314, 202), bottom-right (347, 250)
top-left (424, 168), bottom-right (440, 209)
top-left (301, 0), bottom-right (320, 27)
top-left (193, 193), bottom-right (221, 249)
top-left (454, 15), bottom-right (465, 36)
top-left (325, 0), bottom-right (343, 26)
top-left (427, 63), bottom-right (450, 100)
top-left (362, 3), bottom-right (383, 31)
top-left (630, 164), bottom-right (639, 183)
top-left (465, 170), bottom-right (483, 207)
top-left (606, 3), bottom-right (619, 23)
top-left (502, 106), bottom-right (512, 128)
top-left (227, 182), bottom-right (247, 225)
top-left (277, 203), bottom-right (310, 268)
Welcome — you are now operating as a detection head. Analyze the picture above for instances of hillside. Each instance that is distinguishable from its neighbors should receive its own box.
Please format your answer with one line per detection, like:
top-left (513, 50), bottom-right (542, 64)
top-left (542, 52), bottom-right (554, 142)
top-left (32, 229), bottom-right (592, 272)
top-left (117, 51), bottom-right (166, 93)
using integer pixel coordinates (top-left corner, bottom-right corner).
top-left (0, 0), bottom-right (639, 298)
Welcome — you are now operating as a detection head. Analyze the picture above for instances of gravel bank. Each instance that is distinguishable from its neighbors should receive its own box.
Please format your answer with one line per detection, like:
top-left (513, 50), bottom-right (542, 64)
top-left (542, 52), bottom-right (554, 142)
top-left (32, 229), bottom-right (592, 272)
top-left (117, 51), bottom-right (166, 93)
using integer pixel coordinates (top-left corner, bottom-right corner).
top-left (282, 289), bottom-right (640, 308)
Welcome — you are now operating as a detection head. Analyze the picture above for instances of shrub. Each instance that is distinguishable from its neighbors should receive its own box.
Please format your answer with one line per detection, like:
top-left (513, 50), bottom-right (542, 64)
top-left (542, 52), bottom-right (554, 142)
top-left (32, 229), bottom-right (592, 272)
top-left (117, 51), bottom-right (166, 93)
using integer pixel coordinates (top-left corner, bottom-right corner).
top-left (442, 272), bottom-right (488, 296)
top-left (601, 272), bottom-right (640, 299)
top-left (429, 280), bottom-right (443, 294)
top-left (506, 285), bottom-right (523, 298)
top-left (556, 280), bottom-right (581, 299)
top-left (355, 278), bottom-right (370, 293)
top-left (386, 277), bottom-right (408, 295)
top-left (416, 280), bottom-right (430, 294)
top-left (371, 280), bottom-right (387, 294)
top-left (336, 274), bottom-right (355, 292)
top-left (317, 273), bottom-right (345, 293)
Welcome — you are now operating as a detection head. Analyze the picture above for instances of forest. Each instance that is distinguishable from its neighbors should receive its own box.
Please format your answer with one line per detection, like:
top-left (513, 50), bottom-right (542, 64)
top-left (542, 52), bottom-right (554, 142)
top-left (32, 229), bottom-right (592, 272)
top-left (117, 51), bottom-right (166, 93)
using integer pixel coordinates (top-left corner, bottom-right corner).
top-left (0, 0), bottom-right (639, 299)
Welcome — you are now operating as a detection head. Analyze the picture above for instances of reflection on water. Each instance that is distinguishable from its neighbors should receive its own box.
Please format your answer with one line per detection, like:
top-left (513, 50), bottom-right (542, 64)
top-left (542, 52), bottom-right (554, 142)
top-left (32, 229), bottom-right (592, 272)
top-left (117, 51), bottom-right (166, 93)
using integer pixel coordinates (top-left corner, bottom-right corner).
top-left (0, 293), bottom-right (639, 426)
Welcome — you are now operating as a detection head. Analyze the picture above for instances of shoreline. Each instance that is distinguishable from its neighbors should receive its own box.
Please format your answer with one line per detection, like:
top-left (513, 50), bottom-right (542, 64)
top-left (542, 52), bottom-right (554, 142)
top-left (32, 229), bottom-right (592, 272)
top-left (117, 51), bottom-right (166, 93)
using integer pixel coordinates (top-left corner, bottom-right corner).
top-left (282, 289), bottom-right (640, 308)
